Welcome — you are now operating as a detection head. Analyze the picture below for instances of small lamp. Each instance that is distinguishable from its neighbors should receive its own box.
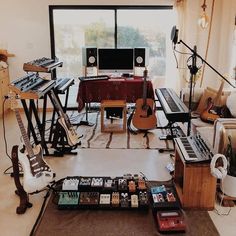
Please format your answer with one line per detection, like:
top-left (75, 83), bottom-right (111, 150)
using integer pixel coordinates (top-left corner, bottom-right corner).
top-left (198, 0), bottom-right (209, 29)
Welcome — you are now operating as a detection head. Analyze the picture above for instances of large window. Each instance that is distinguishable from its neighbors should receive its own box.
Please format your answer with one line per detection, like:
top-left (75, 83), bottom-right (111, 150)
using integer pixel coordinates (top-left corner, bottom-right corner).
top-left (49, 6), bottom-right (176, 104)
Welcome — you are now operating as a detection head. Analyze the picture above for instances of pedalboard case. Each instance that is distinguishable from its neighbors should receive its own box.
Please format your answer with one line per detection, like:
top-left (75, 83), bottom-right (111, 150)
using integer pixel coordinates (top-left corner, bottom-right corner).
top-left (150, 184), bottom-right (186, 233)
top-left (151, 184), bottom-right (180, 210)
top-left (57, 175), bottom-right (149, 210)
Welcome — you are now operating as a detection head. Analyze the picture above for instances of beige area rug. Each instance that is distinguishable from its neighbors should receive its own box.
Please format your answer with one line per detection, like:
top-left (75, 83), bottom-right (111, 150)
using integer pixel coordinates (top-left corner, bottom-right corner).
top-left (33, 181), bottom-right (219, 236)
top-left (76, 110), bottom-right (177, 150)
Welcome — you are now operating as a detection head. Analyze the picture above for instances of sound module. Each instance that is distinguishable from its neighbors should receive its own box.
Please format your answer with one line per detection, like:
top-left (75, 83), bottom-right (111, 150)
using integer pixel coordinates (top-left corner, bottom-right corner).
top-left (23, 57), bottom-right (63, 72)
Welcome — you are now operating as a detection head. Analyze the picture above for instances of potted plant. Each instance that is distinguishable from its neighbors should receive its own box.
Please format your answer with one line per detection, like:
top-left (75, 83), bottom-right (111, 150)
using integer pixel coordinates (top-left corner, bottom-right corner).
top-left (221, 135), bottom-right (236, 197)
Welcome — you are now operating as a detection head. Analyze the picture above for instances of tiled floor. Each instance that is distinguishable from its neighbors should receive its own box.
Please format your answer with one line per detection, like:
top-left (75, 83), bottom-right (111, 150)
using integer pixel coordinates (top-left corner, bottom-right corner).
top-left (0, 111), bottom-right (236, 236)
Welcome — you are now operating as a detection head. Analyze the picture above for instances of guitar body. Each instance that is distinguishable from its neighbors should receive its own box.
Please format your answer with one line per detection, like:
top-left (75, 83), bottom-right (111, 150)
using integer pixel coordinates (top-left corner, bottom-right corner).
top-left (200, 99), bottom-right (223, 123)
top-left (133, 98), bottom-right (157, 130)
top-left (58, 116), bottom-right (78, 146)
top-left (200, 81), bottom-right (225, 124)
top-left (18, 144), bottom-right (54, 193)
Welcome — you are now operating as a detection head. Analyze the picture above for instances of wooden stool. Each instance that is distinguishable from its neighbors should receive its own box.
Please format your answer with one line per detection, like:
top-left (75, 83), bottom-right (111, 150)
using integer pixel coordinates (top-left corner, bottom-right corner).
top-left (101, 100), bottom-right (126, 133)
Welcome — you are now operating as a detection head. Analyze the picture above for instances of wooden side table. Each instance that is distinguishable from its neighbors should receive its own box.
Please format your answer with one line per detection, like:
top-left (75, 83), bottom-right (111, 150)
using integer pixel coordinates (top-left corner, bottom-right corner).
top-left (174, 145), bottom-right (216, 210)
top-left (101, 100), bottom-right (126, 133)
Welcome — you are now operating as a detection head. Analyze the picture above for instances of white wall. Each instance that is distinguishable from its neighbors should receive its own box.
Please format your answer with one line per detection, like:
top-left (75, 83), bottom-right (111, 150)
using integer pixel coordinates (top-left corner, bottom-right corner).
top-left (0, 0), bottom-right (235, 91)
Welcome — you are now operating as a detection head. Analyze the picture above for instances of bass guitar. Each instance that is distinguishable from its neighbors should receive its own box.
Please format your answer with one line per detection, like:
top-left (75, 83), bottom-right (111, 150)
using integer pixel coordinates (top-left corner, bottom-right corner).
top-left (50, 90), bottom-right (78, 146)
top-left (11, 97), bottom-right (55, 193)
top-left (200, 81), bottom-right (225, 123)
top-left (132, 69), bottom-right (157, 130)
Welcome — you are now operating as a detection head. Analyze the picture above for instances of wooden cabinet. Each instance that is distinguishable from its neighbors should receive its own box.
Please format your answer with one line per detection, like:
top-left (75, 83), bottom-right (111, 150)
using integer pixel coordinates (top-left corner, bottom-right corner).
top-left (174, 146), bottom-right (216, 210)
top-left (0, 68), bottom-right (10, 116)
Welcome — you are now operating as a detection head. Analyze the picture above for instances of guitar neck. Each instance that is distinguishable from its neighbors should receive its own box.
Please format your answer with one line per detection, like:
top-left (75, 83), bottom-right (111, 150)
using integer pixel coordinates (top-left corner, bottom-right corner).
top-left (50, 90), bottom-right (67, 121)
top-left (14, 109), bottom-right (34, 157)
top-left (214, 80), bottom-right (224, 106)
top-left (142, 69), bottom-right (148, 106)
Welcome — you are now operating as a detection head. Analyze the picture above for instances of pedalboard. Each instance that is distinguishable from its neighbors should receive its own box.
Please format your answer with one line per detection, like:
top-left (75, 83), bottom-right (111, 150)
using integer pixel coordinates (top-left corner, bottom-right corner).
top-left (57, 175), bottom-right (149, 210)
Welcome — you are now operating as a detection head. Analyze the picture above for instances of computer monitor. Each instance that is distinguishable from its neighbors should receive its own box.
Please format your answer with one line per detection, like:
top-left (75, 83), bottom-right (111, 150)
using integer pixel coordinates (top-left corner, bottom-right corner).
top-left (98, 48), bottom-right (134, 74)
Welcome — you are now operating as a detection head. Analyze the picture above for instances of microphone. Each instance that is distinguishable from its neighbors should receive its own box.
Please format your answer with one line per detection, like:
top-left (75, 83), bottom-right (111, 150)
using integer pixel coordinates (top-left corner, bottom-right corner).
top-left (171, 26), bottom-right (179, 46)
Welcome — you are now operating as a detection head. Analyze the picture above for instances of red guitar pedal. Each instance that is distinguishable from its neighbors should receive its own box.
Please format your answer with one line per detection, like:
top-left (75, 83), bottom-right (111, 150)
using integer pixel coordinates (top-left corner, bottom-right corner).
top-left (156, 210), bottom-right (186, 232)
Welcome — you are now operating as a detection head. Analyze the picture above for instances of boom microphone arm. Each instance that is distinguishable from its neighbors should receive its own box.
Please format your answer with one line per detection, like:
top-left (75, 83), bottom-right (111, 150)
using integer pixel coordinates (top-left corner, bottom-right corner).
top-left (171, 25), bottom-right (235, 135)
top-left (178, 39), bottom-right (236, 88)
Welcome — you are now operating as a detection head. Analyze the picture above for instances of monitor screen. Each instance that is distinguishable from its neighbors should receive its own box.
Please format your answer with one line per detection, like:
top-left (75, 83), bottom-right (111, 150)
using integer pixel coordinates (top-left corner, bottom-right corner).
top-left (98, 48), bottom-right (134, 74)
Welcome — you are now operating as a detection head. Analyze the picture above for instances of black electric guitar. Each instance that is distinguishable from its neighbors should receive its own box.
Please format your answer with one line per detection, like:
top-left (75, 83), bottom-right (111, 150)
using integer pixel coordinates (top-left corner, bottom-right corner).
top-left (132, 69), bottom-right (157, 130)
top-left (50, 90), bottom-right (78, 146)
top-left (11, 97), bottom-right (55, 193)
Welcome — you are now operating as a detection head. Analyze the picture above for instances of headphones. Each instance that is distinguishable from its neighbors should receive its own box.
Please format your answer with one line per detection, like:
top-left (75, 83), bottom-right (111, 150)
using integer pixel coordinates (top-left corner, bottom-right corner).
top-left (210, 154), bottom-right (228, 179)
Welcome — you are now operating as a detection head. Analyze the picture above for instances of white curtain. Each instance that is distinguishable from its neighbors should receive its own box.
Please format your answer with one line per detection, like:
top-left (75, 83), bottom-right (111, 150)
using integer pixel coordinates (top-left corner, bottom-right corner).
top-left (170, 0), bottom-right (188, 94)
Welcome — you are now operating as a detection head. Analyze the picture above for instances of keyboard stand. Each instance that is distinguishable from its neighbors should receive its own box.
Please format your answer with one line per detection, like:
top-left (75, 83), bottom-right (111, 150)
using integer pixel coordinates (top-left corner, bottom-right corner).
top-left (156, 121), bottom-right (175, 152)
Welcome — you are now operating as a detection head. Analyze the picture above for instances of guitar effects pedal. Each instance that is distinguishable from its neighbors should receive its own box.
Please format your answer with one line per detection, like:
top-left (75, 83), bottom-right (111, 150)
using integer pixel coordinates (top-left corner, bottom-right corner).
top-left (111, 192), bottom-right (120, 207)
top-left (58, 191), bottom-right (80, 209)
top-left (99, 194), bottom-right (111, 207)
top-left (120, 193), bottom-right (129, 208)
top-left (156, 211), bottom-right (186, 232)
top-left (62, 178), bottom-right (80, 191)
top-left (131, 194), bottom-right (139, 208)
top-left (91, 177), bottom-right (103, 187)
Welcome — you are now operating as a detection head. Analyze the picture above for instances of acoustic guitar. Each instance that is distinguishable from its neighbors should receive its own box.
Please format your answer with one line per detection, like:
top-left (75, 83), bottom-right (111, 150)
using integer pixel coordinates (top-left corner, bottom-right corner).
top-left (132, 69), bottom-right (157, 130)
top-left (200, 81), bottom-right (225, 123)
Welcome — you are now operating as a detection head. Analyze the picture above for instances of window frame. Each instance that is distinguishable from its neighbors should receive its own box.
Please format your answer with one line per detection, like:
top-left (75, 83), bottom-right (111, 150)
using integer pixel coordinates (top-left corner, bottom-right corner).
top-left (49, 5), bottom-right (173, 59)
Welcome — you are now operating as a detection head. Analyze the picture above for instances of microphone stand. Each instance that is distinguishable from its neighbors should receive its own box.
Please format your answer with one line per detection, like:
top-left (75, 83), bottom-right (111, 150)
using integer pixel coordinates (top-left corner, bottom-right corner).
top-left (178, 39), bottom-right (235, 136)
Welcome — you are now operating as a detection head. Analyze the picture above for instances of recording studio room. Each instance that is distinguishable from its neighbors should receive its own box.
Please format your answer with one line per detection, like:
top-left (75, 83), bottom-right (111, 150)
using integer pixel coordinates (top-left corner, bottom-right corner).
top-left (1, 0), bottom-right (236, 235)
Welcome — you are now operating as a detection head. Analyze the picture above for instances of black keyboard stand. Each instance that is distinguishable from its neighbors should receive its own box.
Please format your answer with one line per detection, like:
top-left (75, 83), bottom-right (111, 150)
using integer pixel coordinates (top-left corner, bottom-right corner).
top-left (156, 121), bottom-right (175, 152)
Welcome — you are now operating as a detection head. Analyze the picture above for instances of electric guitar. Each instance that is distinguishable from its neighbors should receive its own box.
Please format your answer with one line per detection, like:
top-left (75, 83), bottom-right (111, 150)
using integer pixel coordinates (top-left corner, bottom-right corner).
top-left (200, 81), bottom-right (225, 123)
top-left (11, 97), bottom-right (55, 193)
top-left (132, 69), bottom-right (157, 130)
top-left (50, 90), bottom-right (78, 146)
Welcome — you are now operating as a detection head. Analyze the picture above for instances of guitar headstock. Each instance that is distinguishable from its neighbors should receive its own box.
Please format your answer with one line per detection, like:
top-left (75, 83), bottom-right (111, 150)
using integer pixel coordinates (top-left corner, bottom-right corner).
top-left (143, 68), bottom-right (148, 78)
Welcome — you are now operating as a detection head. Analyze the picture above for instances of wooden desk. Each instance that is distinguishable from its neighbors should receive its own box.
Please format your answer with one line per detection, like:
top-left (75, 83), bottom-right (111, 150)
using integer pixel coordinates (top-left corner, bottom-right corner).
top-left (76, 77), bottom-right (154, 112)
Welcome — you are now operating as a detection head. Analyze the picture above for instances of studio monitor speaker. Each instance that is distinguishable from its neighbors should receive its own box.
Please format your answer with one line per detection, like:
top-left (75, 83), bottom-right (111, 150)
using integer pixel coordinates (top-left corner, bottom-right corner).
top-left (82, 47), bottom-right (97, 67)
top-left (134, 47), bottom-right (149, 67)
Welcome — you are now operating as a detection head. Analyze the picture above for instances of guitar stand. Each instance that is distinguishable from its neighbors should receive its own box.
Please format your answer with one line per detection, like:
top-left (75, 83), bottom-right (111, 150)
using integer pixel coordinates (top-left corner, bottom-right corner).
top-left (11, 145), bottom-right (33, 214)
top-left (51, 121), bottom-right (78, 156)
